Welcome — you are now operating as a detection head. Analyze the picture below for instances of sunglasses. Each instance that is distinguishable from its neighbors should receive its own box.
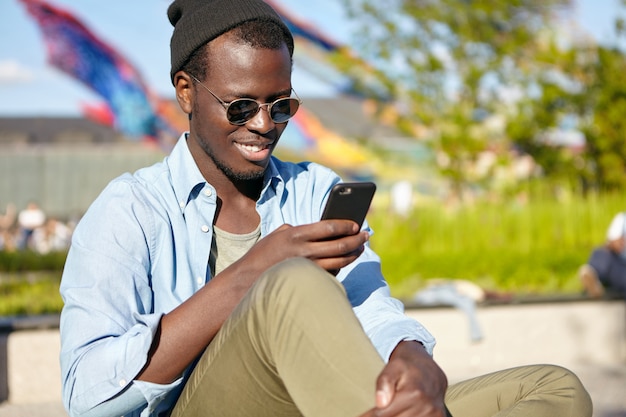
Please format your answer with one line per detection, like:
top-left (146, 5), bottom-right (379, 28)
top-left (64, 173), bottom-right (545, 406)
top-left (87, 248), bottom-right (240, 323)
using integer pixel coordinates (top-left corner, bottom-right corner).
top-left (190, 74), bottom-right (302, 126)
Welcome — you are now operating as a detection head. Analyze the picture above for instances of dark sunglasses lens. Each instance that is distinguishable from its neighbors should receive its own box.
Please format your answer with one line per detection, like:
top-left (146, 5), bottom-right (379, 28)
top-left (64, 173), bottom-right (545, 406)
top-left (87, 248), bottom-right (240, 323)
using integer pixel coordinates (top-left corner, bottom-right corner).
top-left (227, 99), bottom-right (260, 125)
top-left (270, 98), bottom-right (300, 123)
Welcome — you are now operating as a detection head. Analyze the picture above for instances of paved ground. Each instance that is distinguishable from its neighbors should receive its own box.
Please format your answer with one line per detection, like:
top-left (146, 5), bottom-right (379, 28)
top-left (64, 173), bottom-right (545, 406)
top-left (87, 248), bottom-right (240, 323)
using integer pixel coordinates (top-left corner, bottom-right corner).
top-left (0, 402), bottom-right (67, 417)
top-left (571, 364), bottom-right (626, 417)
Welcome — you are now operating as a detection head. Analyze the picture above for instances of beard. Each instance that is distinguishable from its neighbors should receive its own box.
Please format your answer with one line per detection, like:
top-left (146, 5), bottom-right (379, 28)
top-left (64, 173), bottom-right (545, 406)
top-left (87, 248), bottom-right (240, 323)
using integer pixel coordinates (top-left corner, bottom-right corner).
top-left (198, 135), bottom-right (267, 182)
top-left (211, 152), bottom-right (266, 182)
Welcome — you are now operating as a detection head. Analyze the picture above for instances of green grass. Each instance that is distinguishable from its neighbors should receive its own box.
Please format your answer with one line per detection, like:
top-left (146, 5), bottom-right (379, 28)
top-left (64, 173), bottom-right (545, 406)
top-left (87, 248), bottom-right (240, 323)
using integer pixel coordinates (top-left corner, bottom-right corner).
top-left (368, 189), bottom-right (622, 299)
top-left (0, 250), bottom-right (68, 272)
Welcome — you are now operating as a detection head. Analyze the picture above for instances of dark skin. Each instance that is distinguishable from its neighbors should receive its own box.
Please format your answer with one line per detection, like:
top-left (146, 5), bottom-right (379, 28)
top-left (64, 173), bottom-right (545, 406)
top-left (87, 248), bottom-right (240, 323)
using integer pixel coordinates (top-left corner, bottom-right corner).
top-left (607, 236), bottom-right (626, 254)
top-left (368, 341), bottom-right (449, 417)
top-left (138, 30), bottom-right (448, 417)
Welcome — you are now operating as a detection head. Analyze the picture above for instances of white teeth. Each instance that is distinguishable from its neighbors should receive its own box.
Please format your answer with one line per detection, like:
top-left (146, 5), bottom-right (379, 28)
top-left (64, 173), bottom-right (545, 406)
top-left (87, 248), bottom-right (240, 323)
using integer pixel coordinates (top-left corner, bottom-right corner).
top-left (237, 143), bottom-right (267, 153)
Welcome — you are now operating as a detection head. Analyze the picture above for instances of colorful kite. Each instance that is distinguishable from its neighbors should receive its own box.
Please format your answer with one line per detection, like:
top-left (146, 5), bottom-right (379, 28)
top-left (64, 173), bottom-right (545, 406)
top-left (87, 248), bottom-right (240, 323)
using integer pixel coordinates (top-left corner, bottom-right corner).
top-left (20, 0), bottom-right (177, 143)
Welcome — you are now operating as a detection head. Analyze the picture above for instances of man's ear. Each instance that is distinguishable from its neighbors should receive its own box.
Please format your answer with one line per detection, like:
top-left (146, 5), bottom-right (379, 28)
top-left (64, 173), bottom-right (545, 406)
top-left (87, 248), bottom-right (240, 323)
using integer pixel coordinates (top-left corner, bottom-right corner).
top-left (174, 71), bottom-right (193, 115)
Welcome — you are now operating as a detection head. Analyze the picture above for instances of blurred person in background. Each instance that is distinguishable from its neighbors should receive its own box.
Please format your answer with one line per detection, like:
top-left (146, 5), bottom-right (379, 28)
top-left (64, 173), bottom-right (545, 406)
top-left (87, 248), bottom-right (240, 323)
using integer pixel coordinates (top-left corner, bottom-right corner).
top-left (579, 211), bottom-right (626, 299)
top-left (0, 202), bottom-right (16, 251)
top-left (31, 218), bottom-right (73, 254)
top-left (17, 201), bottom-right (46, 250)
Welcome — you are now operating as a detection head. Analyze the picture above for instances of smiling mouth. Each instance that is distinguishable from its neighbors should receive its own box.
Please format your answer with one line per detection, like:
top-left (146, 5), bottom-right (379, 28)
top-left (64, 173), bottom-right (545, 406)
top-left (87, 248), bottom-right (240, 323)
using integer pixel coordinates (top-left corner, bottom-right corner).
top-left (235, 142), bottom-right (272, 153)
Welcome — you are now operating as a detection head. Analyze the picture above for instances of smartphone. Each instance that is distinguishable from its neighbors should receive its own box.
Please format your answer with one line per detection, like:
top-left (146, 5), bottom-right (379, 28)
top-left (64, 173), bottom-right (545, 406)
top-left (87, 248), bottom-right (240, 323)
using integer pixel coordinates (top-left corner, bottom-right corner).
top-left (321, 182), bottom-right (376, 228)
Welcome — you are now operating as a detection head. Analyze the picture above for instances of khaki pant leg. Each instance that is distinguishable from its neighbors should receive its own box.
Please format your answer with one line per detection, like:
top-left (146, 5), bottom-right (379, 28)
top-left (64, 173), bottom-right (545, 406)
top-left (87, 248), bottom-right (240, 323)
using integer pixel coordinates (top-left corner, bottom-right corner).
top-left (445, 364), bottom-right (592, 417)
top-left (172, 257), bottom-right (384, 417)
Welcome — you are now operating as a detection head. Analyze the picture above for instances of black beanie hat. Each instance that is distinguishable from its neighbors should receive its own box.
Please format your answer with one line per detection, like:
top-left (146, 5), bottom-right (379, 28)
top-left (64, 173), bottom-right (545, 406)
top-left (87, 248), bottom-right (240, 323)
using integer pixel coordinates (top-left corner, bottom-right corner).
top-left (167, 0), bottom-right (294, 84)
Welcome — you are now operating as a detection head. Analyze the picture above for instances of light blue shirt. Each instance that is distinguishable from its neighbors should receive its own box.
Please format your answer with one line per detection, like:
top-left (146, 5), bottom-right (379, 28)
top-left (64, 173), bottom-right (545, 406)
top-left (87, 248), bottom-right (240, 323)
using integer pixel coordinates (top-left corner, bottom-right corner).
top-left (59, 133), bottom-right (435, 417)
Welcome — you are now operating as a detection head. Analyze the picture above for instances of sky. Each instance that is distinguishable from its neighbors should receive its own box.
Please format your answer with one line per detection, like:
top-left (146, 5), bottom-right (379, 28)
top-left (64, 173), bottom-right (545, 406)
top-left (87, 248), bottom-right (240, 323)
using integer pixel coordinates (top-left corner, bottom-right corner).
top-left (0, 0), bottom-right (623, 117)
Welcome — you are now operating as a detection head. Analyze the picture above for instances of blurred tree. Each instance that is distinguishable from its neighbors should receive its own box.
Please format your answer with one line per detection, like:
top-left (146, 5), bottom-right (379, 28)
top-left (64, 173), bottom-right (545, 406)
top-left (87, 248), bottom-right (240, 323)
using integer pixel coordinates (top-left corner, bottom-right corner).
top-left (576, 45), bottom-right (626, 192)
top-left (334, 0), bottom-right (626, 196)
top-left (506, 0), bottom-right (626, 194)
top-left (334, 0), bottom-right (576, 199)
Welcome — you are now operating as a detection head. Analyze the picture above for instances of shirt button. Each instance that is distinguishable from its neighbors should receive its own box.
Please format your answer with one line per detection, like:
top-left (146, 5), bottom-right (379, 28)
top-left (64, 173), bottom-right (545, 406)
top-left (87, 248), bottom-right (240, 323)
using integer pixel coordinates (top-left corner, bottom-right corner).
top-left (179, 201), bottom-right (185, 209)
top-left (119, 379), bottom-right (127, 387)
top-left (201, 225), bottom-right (209, 233)
top-left (197, 277), bottom-right (204, 285)
top-left (204, 189), bottom-right (212, 197)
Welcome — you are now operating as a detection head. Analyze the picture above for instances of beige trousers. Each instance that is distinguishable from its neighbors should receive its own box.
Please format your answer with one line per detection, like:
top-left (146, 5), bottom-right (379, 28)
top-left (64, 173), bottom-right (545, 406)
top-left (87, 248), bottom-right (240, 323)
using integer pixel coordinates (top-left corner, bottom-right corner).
top-left (171, 258), bottom-right (592, 417)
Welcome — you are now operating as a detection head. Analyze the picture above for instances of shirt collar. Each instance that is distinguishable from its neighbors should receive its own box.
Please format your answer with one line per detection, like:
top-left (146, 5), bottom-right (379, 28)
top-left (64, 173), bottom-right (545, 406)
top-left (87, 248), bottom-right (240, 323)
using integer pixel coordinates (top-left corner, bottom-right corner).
top-left (262, 157), bottom-right (283, 194)
top-left (168, 133), bottom-right (207, 213)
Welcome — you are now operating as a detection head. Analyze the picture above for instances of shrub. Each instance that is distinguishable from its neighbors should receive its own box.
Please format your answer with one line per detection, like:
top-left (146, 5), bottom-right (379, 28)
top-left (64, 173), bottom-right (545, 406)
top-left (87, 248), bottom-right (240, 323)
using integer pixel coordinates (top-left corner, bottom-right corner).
top-left (0, 250), bottom-right (68, 272)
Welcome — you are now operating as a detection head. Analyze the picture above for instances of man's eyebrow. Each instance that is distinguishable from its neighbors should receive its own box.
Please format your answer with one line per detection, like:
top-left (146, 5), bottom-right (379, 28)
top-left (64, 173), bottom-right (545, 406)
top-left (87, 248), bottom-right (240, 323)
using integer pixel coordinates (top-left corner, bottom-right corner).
top-left (227, 88), bottom-right (294, 100)
top-left (271, 89), bottom-right (294, 99)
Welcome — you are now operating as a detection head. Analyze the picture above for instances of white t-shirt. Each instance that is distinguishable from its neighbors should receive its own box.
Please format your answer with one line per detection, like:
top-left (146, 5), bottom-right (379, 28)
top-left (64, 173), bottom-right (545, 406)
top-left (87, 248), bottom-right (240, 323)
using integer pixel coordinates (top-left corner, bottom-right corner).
top-left (18, 207), bottom-right (45, 230)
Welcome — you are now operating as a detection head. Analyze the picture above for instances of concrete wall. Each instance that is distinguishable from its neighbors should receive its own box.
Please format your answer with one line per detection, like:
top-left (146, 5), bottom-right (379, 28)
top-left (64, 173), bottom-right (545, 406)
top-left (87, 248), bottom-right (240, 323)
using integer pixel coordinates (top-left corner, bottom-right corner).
top-left (406, 300), bottom-right (626, 384)
top-left (1, 300), bottom-right (625, 406)
top-left (0, 144), bottom-right (164, 219)
top-left (5, 329), bottom-right (60, 404)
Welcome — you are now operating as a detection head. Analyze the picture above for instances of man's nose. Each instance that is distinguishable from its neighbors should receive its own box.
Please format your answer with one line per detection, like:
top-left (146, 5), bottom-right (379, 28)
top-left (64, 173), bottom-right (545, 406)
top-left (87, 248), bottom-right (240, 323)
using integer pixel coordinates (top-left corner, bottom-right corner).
top-left (245, 104), bottom-right (275, 133)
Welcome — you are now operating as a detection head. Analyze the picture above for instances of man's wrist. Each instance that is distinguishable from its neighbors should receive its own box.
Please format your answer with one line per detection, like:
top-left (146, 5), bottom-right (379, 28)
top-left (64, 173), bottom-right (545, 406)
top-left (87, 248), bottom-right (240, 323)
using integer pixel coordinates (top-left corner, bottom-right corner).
top-left (391, 340), bottom-right (427, 359)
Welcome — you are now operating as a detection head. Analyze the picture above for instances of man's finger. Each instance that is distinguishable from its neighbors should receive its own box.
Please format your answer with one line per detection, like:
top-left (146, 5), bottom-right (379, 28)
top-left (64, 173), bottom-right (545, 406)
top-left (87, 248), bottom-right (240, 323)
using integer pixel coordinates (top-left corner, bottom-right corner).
top-left (375, 380), bottom-right (393, 409)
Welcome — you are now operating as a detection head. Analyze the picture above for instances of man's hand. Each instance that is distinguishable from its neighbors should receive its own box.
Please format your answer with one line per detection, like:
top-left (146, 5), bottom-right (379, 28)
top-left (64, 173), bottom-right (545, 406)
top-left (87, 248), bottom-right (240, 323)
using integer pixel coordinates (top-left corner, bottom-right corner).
top-left (361, 341), bottom-right (449, 417)
top-left (240, 220), bottom-right (369, 275)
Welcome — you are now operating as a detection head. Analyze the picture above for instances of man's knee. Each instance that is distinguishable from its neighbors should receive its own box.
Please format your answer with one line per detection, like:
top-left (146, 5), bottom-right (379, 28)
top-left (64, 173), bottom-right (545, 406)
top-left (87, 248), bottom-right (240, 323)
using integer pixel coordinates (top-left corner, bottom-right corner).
top-left (258, 257), bottom-right (346, 300)
top-left (242, 257), bottom-right (357, 335)
top-left (533, 365), bottom-right (592, 414)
